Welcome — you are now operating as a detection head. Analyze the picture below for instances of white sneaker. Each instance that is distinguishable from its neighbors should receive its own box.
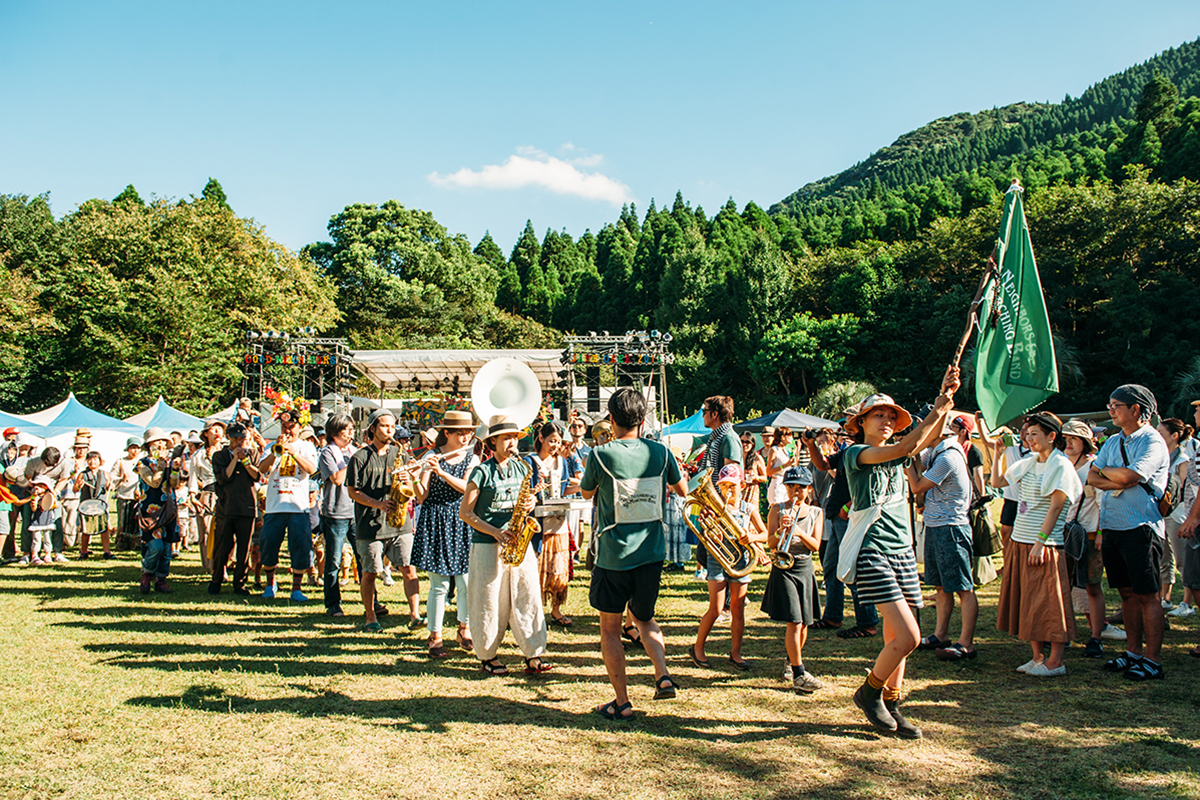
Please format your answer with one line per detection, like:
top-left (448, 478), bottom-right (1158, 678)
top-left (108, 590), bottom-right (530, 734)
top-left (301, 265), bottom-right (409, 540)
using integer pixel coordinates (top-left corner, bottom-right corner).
top-left (381, 566), bottom-right (394, 587)
top-left (1161, 599), bottom-right (1174, 610)
top-left (694, 569), bottom-right (708, 580)
top-left (1169, 602), bottom-right (1194, 618)
top-left (715, 610), bottom-right (731, 626)
top-left (1026, 661), bottom-right (1066, 677)
top-left (1100, 624), bottom-right (1127, 641)
top-left (1015, 659), bottom-right (1038, 673)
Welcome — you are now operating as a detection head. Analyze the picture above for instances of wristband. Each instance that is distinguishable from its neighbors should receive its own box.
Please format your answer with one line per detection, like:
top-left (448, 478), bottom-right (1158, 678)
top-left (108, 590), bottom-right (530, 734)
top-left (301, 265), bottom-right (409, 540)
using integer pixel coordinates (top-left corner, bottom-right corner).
top-left (241, 458), bottom-right (251, 467)
top-left (1037, 532), bottom-right (1050, 543)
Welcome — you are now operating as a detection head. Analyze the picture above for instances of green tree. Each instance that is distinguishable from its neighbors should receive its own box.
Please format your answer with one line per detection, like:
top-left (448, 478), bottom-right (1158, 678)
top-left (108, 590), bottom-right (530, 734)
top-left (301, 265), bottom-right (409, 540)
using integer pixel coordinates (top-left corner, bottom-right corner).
top-left (749, 312), bottom-right (862, 397)
top-left (200, 178), bottom-right (231, 210)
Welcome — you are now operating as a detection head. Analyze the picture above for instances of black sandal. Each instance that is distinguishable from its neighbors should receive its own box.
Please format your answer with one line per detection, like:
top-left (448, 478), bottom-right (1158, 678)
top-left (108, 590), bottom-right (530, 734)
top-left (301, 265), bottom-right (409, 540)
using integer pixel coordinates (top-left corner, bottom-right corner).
top-left (480, 658), bottom-right (509, 676)
top-left (811, 619), bottom-right (842, 630)
top-left (524, 657), bottom-right (554, 674)
top-left (621, 624), bottom-right (643, 648)
top-left (653, 675), bottom-right (677, 699)
top-left (838, 626), bottom-right (879, 640)
top-left (550, 614), bottom-right (573, 628)
top-left (595, 699), bottom-right (633, 721)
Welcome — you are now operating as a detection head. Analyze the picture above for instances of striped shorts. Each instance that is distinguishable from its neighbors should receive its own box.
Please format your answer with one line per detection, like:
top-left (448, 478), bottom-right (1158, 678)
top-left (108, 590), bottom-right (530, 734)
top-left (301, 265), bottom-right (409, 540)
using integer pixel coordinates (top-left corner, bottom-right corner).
top-left (855, 549), bottom-right (924, 608)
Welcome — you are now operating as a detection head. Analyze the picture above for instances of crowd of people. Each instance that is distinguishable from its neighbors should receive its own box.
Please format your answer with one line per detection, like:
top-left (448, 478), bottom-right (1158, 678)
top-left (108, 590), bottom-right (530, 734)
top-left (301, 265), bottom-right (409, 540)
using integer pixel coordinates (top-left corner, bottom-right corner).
top-left (1, 374), bottom-right (1197, 739)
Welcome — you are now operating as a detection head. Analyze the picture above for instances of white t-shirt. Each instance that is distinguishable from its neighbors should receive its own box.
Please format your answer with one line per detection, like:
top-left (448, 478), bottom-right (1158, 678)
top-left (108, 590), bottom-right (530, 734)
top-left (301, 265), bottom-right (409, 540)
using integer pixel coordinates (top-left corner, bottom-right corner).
top-left (116, 456), bottom-right (140, 500)
top-left (1001, 444), bottom-right (1031, 502)
top-left (265, 439), bottom-right (319, 514)
top-left (1006, 450), bottom-right (1082, 546)
top-left (1067, 458), bottom-right (1101, 533)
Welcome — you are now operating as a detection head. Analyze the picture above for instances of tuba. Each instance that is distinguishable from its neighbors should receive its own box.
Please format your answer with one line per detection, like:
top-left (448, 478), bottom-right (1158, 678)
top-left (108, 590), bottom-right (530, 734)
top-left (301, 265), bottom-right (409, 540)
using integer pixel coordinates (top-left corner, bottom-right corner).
top-left (470, 357), bottom-right (544, 565)
top-left (683, 469), bottom-right (765, 579)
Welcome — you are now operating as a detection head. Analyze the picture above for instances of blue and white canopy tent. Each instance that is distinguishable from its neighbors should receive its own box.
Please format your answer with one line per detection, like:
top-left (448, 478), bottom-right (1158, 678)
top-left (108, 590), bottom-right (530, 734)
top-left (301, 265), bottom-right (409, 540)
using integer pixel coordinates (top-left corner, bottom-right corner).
top-left (124, 396), bottom-right (206, 434)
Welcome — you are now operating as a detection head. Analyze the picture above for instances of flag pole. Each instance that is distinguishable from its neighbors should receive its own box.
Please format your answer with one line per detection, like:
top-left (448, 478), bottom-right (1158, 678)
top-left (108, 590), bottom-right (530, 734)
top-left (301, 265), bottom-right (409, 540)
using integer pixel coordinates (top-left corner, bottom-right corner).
top-left (950, 250), bottom-right (998, 372)
top-left (950, 179), bottom-right (1019, 372)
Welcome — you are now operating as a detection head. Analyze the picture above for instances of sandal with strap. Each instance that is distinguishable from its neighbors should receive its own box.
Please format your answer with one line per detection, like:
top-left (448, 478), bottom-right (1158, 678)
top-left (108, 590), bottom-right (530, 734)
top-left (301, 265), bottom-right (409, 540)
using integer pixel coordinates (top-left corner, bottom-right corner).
top-left (838, 626), bottom-right (878, 640)
top-left (550, 614), bottom-right (573, 628)
top-left (457, 628), bottom-right (473, 651)
top-left (811, 619), bottom-right (842, 630)
top-left (480, 658), bottom-right (509, 676)
top-left (916, 634), bottom-right (950, 650)
top-left (621, 624), bottom-right (643, 648)
top-left (595, 699), bottom-right (634, 721)
top-left (653, 675), bottom-right (677, 700)
top-left (525, 657), bottom-right (554, 674)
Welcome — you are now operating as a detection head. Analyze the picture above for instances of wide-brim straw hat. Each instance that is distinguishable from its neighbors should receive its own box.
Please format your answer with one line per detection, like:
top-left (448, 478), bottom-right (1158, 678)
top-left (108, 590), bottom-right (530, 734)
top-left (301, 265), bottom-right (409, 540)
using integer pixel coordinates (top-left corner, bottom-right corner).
top-left (202, 417), bottom-right (227, 433)
top-left (437, 409), bottom-right (477, 429)
top-left (484, 414), bottom-right (520, 440)
top-left (845, 394), bottom-right (912, 435)
top-left (1061, 419), bottom-right (1096, 454)
top-left (143, 427), bottom-right (170, 446)
top-left (72, 437), bottom-right (89, 448)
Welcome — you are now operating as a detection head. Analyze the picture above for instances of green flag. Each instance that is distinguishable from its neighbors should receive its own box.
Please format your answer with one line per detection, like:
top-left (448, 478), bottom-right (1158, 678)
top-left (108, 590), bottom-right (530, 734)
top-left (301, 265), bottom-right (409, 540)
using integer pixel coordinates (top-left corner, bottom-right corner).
top-left (974, 184), bottom-right (1058, 429)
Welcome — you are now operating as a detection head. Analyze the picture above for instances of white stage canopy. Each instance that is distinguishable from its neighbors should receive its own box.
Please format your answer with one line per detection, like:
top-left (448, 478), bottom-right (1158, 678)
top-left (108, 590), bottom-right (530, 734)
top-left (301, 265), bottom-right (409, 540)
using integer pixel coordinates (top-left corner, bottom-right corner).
top-left (350, 350), bottom-right (566, 392)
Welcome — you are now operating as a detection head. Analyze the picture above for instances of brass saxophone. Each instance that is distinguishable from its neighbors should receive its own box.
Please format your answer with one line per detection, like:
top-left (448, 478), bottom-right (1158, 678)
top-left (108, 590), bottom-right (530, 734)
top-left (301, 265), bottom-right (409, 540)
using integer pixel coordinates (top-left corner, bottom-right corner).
top-left (386, 446), bottom-right (416, 530)
top-left (683, 469), bottom-right (764, 579)
top-left (500, 468), bottom-right (540, 566)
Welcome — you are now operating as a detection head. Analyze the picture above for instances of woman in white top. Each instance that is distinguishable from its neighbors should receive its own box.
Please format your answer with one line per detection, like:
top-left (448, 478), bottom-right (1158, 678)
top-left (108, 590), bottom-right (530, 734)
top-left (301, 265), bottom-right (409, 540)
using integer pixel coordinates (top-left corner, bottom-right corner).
top-left (189, 420), bottom-right (225, 573)
top-left (765, 429), bottom-right (793, 505)
top-left (1158, 418), bottom-right (1194, 613)
top-left (1061, 420), bottom-right (1109, 657)
top-left (528, 421), bottom-right (581, 627)
top-left (991, 413), bottom-right (1082, 677)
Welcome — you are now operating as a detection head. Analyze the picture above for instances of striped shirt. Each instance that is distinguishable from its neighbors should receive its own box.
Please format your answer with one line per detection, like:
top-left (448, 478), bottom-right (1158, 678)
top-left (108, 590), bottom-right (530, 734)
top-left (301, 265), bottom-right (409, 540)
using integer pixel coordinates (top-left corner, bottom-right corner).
top-left (920, 439), bottom-right (970, 527)
top-left (1093, 424), bottom-right (1169, 538)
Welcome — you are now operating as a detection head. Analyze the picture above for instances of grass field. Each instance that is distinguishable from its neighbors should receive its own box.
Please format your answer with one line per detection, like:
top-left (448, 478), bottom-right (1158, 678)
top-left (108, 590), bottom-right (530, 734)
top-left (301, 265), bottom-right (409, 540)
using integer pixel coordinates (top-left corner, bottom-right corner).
top-left (0, 550), bottom-right (1197, 800)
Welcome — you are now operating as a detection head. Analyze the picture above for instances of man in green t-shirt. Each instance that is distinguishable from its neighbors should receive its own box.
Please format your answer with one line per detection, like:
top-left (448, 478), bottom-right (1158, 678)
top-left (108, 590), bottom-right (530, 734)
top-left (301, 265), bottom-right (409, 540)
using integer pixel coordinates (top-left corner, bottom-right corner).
top-left (580, 388), bottom-right (687, 721)
top-left (460, 414), bottom-right (552, 678)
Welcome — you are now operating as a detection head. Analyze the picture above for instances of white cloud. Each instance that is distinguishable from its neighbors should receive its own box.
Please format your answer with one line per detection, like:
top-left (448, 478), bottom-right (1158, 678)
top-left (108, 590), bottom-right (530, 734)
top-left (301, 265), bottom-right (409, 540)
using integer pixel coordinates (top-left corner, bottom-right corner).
top-left (429, 147), bottom-right (632, 206)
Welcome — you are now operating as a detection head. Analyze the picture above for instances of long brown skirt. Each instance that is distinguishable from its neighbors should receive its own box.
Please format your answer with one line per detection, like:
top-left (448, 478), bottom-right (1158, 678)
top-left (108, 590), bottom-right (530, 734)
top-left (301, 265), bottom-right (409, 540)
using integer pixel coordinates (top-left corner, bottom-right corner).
top-left (538, 515), bottom-right (571, 607)
top-left (996, 538), bottom-right (1076, 643)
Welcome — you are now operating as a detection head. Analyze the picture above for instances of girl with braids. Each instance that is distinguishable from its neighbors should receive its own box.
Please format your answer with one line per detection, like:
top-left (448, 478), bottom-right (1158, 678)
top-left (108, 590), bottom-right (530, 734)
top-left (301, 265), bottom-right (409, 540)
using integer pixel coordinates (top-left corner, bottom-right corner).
top-left (527, 421), bottom-right (582, 626)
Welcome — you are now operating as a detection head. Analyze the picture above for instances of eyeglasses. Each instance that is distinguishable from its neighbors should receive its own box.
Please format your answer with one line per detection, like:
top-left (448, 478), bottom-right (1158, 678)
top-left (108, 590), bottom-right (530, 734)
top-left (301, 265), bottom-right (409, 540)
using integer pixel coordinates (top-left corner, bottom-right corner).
top-left (1106, 402), bottom-right (1129, 410)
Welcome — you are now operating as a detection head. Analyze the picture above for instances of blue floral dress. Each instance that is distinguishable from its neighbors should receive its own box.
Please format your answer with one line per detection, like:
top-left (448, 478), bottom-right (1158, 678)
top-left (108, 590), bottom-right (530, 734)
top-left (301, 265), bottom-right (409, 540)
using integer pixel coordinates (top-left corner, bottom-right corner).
top-left (412, 455), bottom-right (476, 576)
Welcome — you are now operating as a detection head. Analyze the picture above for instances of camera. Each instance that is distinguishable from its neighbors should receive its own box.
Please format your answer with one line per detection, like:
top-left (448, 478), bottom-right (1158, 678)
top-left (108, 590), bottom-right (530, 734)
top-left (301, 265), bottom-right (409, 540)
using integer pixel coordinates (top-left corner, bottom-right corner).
top-left (801, 428), bottom-right (816, 441)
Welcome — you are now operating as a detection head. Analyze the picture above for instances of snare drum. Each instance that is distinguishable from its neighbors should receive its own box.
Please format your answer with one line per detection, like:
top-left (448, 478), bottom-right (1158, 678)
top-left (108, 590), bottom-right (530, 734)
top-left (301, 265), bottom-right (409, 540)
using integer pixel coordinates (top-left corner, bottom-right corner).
top-left (79, 498), bottom-right (109, 535)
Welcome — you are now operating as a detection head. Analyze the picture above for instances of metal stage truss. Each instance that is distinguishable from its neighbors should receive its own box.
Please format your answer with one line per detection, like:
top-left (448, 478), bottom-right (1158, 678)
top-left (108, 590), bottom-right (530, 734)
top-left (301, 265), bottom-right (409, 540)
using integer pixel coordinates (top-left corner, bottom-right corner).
top-left (241, 332), bottom-right (352, 414)
top-left (561, 330), bottom-right (673, 424)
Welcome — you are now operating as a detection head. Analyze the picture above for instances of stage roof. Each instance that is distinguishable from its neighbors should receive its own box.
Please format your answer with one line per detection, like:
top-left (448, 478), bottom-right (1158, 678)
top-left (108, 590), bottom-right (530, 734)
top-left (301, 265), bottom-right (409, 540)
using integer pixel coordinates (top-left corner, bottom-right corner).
top-left (349, 349), bottom-right (565, 392)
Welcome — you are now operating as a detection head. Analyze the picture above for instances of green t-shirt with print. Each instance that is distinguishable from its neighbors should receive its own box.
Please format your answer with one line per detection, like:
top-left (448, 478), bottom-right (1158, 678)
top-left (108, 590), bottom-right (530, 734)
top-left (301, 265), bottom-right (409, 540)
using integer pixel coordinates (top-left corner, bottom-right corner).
top-left (580, 439), bottom-right (683, 571)
top-left (467, 456), bottom-right (530, 545)
top-left (843, 444), bottom-right (912, 554)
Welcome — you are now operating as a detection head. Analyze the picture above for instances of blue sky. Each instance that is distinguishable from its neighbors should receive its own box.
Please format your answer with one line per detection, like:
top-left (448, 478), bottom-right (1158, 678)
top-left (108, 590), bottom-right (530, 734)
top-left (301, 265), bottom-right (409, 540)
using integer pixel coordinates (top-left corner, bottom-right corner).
top-left (2, 2), bottom-right (1198, 254)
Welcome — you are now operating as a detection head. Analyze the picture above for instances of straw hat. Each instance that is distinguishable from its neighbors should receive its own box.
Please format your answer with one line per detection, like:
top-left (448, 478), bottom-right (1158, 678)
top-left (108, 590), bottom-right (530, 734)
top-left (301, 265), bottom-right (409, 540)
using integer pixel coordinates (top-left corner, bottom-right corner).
top-left (484, 414), bottom-right (520, 440)
top-left (845, 394), bottom-right (913, 435)
top-left (437, 409), bottom-right (476, 429)
top-left (1061, 419), bottom-right (1096, 454)
top-left (143, 427), bottom-right (170, 446)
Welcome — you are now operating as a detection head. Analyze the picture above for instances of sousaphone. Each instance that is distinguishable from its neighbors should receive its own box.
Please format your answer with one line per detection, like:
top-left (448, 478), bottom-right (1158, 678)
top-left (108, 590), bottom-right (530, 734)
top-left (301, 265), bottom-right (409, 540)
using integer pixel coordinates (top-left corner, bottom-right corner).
top-left (470, 357), bottom-right (543, 430)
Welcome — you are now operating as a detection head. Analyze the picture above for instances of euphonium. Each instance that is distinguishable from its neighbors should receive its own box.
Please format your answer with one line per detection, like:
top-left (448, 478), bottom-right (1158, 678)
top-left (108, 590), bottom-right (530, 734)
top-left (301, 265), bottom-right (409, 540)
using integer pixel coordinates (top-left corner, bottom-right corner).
top-left (683, 469), bottom-right (764, 579)
top-left (387, 446), bottom-right (416, 530)
top-left (771, 502), bottom-right (797, 570)
top-left (500, 468), bottom-right (540, 566)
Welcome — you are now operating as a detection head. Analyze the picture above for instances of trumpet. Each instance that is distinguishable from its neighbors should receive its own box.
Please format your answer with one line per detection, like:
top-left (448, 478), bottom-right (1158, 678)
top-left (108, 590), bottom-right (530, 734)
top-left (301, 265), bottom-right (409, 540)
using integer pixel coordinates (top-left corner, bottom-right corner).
top-left (771, 502), bottom-right (798, 570)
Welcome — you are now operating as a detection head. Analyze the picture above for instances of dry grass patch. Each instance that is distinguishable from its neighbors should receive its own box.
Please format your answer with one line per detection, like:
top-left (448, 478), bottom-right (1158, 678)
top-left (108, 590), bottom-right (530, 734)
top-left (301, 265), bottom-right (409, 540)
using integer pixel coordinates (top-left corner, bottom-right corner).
top-left (0, 553), bottom-right (1197, 800)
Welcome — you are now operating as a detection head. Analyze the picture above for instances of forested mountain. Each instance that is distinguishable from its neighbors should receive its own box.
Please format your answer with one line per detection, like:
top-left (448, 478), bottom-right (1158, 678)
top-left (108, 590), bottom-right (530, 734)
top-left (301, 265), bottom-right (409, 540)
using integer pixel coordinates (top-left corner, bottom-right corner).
top-left (3, 38), bottom-right (1200, 422)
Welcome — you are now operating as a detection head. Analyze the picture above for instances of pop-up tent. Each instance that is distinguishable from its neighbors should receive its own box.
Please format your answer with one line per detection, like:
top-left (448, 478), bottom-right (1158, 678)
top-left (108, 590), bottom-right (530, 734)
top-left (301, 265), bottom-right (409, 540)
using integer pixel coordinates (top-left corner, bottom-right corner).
top-left (124, 396), bottom-right (206, 434)
top-left (26, 393), bottom-right (144, 465)
top-left (734, 408), bottom-right (840, 433)
top-left (661, 411), bottom-right (707, 436)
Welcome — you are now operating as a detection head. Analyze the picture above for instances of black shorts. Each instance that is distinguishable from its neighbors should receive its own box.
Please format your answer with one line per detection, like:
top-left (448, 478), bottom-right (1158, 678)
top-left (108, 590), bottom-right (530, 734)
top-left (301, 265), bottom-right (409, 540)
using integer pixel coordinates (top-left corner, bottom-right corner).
top-left (1000, 499), bottom-right (1018, 528)
top-left (1101, 525), bottom-right (1163, 596)
top-left (590, 561), bottom-right (663, 621)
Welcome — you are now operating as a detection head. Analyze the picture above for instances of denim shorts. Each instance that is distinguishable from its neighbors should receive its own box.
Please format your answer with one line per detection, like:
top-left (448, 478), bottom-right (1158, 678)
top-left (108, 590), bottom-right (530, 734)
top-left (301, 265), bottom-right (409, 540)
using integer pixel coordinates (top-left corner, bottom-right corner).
top-left (923, 523), bottom-right (974, 593)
